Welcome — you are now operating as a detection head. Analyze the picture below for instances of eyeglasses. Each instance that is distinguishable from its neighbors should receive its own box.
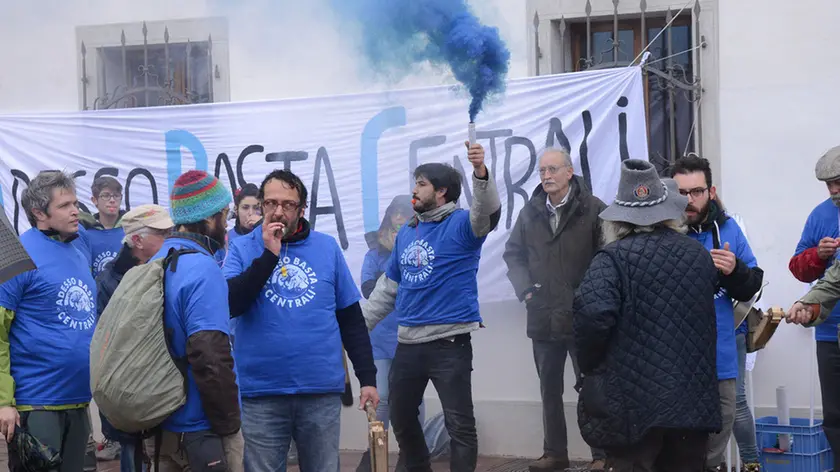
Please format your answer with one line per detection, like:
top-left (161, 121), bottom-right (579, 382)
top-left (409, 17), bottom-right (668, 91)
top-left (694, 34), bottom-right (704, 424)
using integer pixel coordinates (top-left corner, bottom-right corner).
top-left (678, 187), bottom-right (708, 199)
top-left (263, 200), bottom-right (301, 212)
top-left (98, 193), bottom-right (121, 201)
top-left (538, 165), bottom-right (568, 176)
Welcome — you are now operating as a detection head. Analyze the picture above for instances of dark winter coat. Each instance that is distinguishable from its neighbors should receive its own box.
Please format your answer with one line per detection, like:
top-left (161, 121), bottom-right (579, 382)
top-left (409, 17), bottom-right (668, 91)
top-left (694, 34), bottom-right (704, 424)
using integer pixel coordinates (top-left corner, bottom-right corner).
top-left (503, 176), bottom-right (606, 341)
top-left (573, 228), bottom-right (721, 449)
top-left (95, 243), bottom-right (139, 318)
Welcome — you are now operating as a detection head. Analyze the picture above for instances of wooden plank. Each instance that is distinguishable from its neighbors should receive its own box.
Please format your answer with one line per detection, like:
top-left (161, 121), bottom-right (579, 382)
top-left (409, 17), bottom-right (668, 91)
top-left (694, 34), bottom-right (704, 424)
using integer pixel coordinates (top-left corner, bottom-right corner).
top-left (365, 401), bottom-right (388, 472)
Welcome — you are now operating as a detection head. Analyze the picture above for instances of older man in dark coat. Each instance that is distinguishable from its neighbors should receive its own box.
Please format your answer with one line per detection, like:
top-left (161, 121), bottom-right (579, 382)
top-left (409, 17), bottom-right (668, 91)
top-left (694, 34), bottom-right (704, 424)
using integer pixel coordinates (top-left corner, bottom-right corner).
top-left (503, 147), bottom-right (606, 472)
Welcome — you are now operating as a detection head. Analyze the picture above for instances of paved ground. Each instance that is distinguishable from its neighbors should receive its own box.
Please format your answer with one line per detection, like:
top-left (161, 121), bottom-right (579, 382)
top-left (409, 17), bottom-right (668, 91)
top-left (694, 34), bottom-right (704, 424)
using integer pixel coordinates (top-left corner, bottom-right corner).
top-left (93, 451), bottom-right (587, 472)
top-left (0, 440), bottom-right (588, 472)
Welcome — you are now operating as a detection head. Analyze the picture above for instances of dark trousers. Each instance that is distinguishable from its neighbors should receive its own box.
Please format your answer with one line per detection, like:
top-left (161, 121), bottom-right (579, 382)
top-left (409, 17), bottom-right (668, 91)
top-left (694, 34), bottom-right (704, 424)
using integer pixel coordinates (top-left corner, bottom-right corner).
top-left (8, 408), bottom-right (91, 472)
top-left (389, 334), bottom-right (477, 472)
top-left (604, 427), bottom-right (707, 472)
top-left (533, 340), bottom-right (605, 462)
top-left (817, 341), bottom-right (840, 467)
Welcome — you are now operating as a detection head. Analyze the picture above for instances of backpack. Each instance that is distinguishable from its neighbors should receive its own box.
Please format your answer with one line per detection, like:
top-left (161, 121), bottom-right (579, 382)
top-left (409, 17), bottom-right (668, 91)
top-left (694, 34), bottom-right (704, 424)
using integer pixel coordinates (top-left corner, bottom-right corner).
top-left (90, 248), bottom-right (197, 433)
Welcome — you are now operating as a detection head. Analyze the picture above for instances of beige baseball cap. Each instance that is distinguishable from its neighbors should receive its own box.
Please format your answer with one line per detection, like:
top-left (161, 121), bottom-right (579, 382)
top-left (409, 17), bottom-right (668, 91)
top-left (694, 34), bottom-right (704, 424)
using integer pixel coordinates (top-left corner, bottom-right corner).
top-left (120, 204), bottom-right (174, 243)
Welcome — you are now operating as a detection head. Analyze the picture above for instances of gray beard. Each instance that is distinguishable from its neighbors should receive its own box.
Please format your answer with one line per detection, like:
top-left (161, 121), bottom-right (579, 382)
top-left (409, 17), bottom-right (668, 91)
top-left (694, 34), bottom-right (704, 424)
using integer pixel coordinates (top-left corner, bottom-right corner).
top-left (832, 194), bottom-right (840, 208)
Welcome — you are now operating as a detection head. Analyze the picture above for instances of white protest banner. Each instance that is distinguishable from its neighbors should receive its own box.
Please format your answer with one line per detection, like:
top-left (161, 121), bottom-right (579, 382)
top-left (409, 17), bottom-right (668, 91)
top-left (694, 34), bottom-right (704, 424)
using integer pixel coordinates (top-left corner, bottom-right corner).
top-left (0, 66), bottom-right (647, 302)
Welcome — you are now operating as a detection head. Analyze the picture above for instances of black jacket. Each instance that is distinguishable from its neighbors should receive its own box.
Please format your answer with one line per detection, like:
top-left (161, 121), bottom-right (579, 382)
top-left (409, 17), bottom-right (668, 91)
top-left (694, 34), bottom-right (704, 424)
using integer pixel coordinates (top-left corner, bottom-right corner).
top-left (573, 228), bottom-right (721, 448)
top-left (95, 244), bottom-right (138, 318)
top-left (503, 176), bottom-right (607, 340)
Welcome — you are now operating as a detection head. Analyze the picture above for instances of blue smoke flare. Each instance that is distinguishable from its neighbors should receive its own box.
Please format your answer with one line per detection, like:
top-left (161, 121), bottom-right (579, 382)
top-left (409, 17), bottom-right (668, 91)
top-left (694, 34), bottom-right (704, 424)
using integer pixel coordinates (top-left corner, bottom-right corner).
top-left (333, 0), bottom-right (511, 122)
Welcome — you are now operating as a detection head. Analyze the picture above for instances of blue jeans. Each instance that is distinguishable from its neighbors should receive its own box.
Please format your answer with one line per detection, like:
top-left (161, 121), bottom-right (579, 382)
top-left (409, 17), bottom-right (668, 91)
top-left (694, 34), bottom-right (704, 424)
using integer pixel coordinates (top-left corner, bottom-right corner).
top-left (375, 358), bottom-right (425, 428)
top-left (242, 394), bottom-right (341, 472)
top-left (734, 333), bottom-right (759, 463)
top-left (119, 441), bottom-right (146, 472)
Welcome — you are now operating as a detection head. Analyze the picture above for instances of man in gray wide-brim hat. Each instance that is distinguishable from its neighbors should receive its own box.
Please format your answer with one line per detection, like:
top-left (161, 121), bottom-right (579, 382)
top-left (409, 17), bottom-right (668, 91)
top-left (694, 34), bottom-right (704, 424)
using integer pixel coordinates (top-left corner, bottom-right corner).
top-left (599, 161), bottom-right (688, 227)
top-left (573, 159), bottom-right (721, 471)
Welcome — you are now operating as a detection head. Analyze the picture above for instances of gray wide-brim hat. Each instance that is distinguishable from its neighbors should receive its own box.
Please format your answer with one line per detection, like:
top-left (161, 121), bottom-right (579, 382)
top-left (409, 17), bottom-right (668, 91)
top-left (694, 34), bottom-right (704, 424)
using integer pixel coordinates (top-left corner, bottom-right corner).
top-left (599, 160), bottom-right (689, 226)
top-left (815, 145), bottom-right (840, 182)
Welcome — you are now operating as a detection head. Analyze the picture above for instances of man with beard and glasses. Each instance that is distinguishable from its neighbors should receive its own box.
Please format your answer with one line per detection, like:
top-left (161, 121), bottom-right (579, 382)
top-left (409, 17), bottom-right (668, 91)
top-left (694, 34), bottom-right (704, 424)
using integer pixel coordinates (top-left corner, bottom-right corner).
top-left (787, 145), bottom-right (840, 465)
top-left (363, 142), bottom-right (501, 472)
top-left (151, 170), bottom-right (243, 472)
top-left (224, 169), bottom-right (377, 472)
top-left (671, 155), bottom-right (764, 472)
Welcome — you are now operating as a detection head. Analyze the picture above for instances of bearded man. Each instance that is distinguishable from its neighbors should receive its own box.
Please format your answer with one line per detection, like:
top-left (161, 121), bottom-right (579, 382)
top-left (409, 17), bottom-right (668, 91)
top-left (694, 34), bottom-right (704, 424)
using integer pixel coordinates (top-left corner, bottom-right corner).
top-left (788, 145), bottom-right (840, 464)
top-left (671, 155), bottom-right (764, 471)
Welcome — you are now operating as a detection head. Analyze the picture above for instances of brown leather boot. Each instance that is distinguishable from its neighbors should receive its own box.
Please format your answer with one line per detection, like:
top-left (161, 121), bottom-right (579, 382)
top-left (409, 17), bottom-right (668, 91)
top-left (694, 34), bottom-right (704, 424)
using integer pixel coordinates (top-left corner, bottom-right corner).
top-left (529, 455), bottom-right (571, 471)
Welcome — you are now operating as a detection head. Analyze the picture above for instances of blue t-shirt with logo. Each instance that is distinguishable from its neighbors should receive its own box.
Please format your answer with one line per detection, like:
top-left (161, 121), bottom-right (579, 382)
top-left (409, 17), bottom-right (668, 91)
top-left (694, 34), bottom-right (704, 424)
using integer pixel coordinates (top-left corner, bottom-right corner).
top-left (76, 225), bottom-right (125, 279)
top-left (386, 209), bottom-right (485, 327)
top-left (688, 218), bottom-right (758, 381)
top-left (152, 238), bottom-right (236, 433)
top-left (223, 226), bottom-right (361, 397)
top-left (794, 198), bottom-right (840, 342)
top-left (0, 229), bottom-right (97, 406)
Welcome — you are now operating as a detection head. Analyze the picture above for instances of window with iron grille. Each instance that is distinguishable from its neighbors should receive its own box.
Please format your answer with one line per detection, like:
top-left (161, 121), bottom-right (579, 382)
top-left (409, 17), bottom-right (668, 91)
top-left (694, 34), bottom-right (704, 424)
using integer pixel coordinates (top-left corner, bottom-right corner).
top-left (78, 18), bottom-right (229, 111)
top-left (533, 1), bottom-right (704, 176)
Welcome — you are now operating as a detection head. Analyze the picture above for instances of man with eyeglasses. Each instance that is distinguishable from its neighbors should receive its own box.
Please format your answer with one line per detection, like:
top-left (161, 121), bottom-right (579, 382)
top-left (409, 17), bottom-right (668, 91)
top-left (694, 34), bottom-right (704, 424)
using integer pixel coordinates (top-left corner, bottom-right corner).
top-left (502, 147), bottom-right (607, 472)
top-left (671, 155), bottom-right (764, 472)
top-left (72, 176), bottom-right (127, 468)
top-left (223, 169), bottom-right (377, 472)
top-left (76, 176), bottom-right (127, 279)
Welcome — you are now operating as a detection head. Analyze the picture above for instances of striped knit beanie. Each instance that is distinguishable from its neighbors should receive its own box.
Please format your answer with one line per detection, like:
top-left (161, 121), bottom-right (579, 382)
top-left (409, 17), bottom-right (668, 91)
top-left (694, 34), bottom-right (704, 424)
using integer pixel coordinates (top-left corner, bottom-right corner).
top-left (170, 170), bottom-right (232, 225)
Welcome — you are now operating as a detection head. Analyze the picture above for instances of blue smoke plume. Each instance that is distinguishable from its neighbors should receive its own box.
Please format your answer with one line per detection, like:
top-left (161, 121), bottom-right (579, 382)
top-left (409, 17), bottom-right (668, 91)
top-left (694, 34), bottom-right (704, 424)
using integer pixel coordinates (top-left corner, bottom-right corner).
top-left (333, 0), bottom-right (511, 122)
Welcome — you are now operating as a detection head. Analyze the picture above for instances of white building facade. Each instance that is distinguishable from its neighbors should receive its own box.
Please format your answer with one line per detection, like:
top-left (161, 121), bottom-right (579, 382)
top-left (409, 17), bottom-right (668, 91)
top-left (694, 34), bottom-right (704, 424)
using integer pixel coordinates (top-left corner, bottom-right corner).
top-left (528, 0), bottom-right (840, 460)
top-left (0, 0), bottom-right (838, 461)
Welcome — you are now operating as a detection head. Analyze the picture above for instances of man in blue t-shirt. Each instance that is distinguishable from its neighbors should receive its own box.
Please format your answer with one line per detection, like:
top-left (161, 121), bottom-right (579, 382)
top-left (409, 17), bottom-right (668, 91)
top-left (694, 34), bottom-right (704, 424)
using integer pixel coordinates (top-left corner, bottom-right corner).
top-left (788, 144), bottom-right (840, 461)
top-left (0, 171), bottom-right (97, 472)
top-left (364, 142), bottom-right (501, 472)
top-left (672, 156), bottom-right (764, 472)
top-left (153, 170), bottom-right (243, 472)
top-left (76, 176), bottom-right (127, 280)
top-left (224, 169), bottom-right (378, 472)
